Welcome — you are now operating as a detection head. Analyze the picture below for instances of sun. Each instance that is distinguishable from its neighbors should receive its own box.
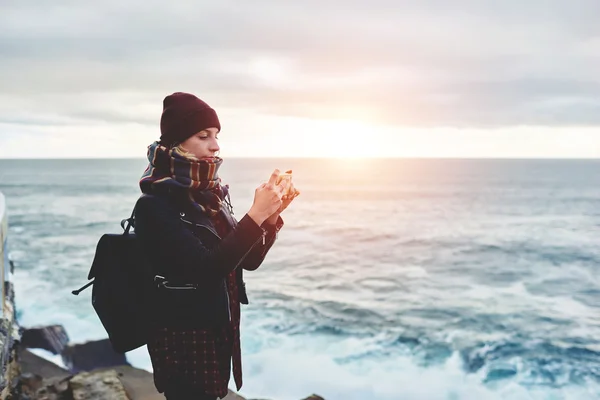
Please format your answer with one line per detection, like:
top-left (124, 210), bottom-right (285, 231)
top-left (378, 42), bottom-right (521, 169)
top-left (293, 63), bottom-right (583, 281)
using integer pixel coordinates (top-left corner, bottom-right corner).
top-left (251, 115), bottom-right (397, 159)
top-left (319, 120), bottom-right (375, 158)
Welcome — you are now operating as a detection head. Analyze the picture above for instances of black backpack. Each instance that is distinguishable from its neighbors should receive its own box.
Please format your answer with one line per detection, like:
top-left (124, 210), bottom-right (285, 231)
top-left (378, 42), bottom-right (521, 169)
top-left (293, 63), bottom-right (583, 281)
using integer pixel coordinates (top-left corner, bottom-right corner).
top-left (72, 207), bottom-right (154, 354)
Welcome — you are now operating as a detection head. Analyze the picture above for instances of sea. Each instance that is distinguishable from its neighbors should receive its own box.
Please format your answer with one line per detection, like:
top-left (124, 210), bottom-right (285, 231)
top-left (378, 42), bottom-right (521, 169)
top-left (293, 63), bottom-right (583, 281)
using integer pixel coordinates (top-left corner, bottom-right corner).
top-left (0, 158), bottom-right (599, 400)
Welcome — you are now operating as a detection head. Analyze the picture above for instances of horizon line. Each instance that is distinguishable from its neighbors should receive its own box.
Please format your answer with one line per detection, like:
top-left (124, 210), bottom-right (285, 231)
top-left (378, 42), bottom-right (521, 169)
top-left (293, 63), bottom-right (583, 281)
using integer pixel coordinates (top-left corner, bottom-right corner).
top-left (0, 156), bottom-right (598, 161)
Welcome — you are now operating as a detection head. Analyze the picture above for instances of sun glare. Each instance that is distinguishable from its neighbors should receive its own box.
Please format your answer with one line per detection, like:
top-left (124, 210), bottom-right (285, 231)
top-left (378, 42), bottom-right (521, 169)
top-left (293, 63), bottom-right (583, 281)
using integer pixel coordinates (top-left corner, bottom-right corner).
top-left (319, 120), bottom-right (375, 158)
top-left (235, 115), bottom-right (404, 159)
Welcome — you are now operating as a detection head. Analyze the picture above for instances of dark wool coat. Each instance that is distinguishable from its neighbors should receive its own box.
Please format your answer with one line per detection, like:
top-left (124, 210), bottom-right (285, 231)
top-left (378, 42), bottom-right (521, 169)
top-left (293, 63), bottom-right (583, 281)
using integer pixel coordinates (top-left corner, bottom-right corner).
top-left (134, 190), bottom-right (282, 397)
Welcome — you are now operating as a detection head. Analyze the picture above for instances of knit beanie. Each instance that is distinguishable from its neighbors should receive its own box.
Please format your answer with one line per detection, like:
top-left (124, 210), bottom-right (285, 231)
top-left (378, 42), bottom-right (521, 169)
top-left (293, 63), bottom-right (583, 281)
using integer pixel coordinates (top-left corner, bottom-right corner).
top-left (159, 92), bottom-right (221, 146)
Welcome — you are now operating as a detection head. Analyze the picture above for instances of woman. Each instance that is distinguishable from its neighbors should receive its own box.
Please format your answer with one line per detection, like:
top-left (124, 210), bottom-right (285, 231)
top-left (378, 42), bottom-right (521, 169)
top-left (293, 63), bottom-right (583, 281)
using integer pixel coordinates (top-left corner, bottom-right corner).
top-left (134, 92), bottom-right (298, 400)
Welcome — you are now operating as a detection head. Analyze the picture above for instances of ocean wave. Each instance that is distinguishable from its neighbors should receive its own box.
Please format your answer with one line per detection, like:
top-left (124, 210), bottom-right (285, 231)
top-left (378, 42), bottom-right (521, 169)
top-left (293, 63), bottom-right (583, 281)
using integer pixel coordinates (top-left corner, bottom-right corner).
top-left (458, 242), bottom-right (600, 267)
top-left (460, 338), bottom-right (600, 386)
top-left (239, 332), bottom-right (600, 400)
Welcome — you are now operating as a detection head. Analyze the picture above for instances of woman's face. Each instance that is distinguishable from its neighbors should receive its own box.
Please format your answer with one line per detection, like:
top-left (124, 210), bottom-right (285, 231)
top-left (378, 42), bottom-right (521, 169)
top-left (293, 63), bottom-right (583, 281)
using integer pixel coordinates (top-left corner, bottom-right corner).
top-left (179, 127), bottom-right (220, 159)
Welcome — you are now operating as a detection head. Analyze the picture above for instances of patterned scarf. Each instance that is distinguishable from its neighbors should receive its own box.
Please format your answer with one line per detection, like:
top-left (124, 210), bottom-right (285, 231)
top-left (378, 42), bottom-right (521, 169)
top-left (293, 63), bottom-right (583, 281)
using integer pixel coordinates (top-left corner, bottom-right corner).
top-left (139, 141), bottom-right (227, 216)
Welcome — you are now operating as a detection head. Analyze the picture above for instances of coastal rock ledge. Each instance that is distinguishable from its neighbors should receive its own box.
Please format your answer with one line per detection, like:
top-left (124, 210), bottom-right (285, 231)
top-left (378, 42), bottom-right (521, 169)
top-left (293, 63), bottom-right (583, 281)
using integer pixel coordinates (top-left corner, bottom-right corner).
top-left (13, 344), bottom-right (326, 400)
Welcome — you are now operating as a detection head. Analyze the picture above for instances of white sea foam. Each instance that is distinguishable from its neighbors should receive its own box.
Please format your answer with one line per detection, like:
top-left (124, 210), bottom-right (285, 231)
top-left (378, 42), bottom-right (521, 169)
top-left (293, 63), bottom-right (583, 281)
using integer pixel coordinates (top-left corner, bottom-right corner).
top-left (236, 340), bottom-right (599, 400)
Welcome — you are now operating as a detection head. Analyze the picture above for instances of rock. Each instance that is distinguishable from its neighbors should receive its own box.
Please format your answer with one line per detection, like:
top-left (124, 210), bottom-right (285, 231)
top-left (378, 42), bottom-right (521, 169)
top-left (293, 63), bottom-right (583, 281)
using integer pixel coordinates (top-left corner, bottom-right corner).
top-left (18, 347), bottom-right (71, 381)
top-left (5, 281), bottom-right (18, 321)
top-left (12, 372), bottom-right (71, 400)
top-left (106, 365), bottom-right (163, 400)
top-left (223, 390), bottom-right (247, 400)
top-left (0, 320), bottom-right (21, 398)
top-left (15, 348), bottom-right (159, 399)
top-left (21, 325), bottom-right (70, 355)
top-left (28, 378), bottom-right (70, 400)
top-left (247, 395), bottom-right (325, 400)
top-left (12, 349), bottom-right (70, 400)
top-left (15, 372), bottom-right (43, 397)
top-left (91, 366), bottom-right (247, 400)
top-left (70, 369), bottom-right (129, 400)
top-left (61, 339), bottom-right (130, 373)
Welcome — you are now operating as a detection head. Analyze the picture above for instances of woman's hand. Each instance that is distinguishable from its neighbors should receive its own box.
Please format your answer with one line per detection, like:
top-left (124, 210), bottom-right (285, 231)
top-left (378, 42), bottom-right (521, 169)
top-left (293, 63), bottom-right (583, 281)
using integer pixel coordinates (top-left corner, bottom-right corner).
top-left (248, 169), bottom-right (285, 226)
top-left (280, 180), bottom-right (300, 212)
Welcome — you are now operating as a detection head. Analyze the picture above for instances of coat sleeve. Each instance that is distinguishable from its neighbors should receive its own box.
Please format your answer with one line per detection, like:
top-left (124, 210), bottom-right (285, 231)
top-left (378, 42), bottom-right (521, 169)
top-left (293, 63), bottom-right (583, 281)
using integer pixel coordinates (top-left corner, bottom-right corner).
top-left (134, 195), bottom-right (265, 283)
top-left (241, 215), bottom-right (284, 271)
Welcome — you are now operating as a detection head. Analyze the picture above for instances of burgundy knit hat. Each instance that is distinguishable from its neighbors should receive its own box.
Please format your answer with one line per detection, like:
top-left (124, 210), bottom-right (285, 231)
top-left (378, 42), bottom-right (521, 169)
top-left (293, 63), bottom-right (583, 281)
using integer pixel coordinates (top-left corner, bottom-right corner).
top-left (159, 92), bottom-right (221, 146)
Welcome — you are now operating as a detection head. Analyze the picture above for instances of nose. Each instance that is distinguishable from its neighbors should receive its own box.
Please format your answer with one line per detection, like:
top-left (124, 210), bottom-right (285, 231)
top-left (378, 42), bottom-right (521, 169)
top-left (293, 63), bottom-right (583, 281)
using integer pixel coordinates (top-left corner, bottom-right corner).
top-left (209, 138), bottom-right (220, 155)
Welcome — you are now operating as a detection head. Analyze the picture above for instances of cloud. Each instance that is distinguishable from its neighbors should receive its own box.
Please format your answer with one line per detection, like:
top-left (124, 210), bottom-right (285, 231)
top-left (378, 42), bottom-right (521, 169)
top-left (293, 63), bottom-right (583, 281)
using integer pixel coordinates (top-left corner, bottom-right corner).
top-left (1, 0), bottom-right (600, 130)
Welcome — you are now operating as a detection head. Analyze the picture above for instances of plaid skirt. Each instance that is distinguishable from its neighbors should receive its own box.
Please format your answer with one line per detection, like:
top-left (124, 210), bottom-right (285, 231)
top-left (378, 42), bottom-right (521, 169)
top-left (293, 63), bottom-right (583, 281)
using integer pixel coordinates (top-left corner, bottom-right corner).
top-left (147, 325), bottom-right (233, 398)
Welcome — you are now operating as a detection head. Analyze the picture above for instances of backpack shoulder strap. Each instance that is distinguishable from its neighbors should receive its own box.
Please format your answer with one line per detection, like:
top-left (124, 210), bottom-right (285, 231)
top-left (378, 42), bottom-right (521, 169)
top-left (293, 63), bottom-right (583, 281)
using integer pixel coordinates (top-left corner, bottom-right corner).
top-left (120, 206), bottom-right (136, 235)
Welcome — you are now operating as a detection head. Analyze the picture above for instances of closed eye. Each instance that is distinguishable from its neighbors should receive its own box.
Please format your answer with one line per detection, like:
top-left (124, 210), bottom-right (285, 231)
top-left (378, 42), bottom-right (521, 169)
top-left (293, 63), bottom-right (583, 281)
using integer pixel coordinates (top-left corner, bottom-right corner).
top-left (197, 134), bottom-right (218, 140)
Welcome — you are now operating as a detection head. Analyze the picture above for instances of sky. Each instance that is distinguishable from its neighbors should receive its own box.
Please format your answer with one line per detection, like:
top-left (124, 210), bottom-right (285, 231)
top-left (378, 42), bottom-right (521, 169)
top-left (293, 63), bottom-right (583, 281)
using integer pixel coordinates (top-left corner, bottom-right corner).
top-left (1, 0), bottom-right (600, 158)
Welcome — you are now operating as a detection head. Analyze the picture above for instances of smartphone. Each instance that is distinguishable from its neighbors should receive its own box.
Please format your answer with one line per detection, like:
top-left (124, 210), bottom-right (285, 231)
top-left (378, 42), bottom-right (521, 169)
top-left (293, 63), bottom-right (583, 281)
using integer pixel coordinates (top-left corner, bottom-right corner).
top-left (277, 173), bottom-right (293, 195)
